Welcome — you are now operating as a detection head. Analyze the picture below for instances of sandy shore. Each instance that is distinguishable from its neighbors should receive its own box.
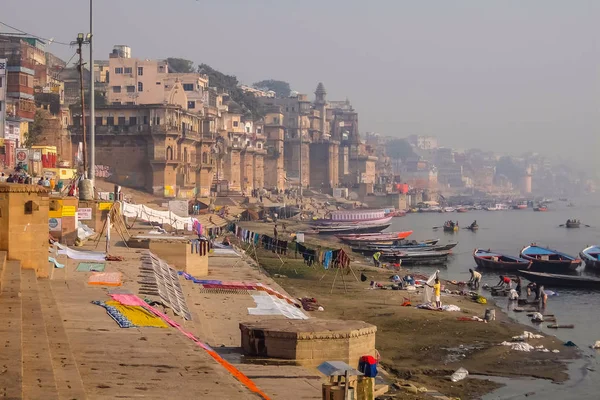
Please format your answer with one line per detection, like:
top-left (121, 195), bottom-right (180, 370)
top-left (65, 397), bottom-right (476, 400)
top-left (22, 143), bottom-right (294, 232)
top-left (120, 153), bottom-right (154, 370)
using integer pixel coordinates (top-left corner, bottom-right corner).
top-left (235, 220), bottom-right (578, 399)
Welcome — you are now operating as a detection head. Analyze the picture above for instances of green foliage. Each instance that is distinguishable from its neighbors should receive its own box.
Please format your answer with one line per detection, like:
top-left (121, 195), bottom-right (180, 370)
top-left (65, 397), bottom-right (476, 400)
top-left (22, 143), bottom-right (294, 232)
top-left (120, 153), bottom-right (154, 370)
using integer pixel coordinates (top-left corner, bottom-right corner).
top-left (25, 109), bottom-right (50, 147)
top-left (253, 79), bottom-right (291, 98)
top-left (386, 139), bottom-right (417, 160)
top-left (198, 63), bottom-right (265, 120)
top-left (94, 90), bottom-right (107, 106)
top-left (167, 58), bottom-right (195, 73)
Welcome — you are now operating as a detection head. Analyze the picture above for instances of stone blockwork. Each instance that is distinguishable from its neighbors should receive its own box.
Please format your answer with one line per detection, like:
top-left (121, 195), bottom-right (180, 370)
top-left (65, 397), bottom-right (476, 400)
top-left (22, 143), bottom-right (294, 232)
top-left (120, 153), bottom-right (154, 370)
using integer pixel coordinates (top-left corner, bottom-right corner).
top-left (0, 184), bottom-right (50, 277)
top-left (127, 236), bottom-right (209, 276)
top-left (240, 319), bottom-right (377, 368)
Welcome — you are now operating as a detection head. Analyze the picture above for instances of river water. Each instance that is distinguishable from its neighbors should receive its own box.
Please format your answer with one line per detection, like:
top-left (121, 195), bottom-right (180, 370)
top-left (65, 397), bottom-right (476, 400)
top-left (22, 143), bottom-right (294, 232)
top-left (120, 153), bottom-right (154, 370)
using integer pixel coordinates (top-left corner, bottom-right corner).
top-left (387, 196), bottom-right (600, 399)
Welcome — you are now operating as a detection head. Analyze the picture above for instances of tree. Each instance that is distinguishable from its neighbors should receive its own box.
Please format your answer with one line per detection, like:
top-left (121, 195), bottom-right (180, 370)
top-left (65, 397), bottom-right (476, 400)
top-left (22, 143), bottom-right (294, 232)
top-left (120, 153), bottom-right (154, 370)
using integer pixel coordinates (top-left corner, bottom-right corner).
top-left (386, 139), bottom-right (417, 161)
top-left (198, 63), bottom-right (265, 120)
top-left (167, 58), bottom-right (195, 73)
top-left (25, 109), bottom-right (50, 147)
top-left (253, 79), bottom-right (291, 98)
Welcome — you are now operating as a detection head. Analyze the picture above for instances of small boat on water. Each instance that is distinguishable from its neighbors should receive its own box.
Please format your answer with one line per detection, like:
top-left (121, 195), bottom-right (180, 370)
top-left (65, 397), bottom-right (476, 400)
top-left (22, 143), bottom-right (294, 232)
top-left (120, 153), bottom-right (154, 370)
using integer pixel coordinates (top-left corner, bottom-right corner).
top-left (379, 250), bottom-right (451, 266)
top-left (567, 203), bottom-right (575, 208)
top-left (315, 222), bottom-right (391, 235)
top-left (465, 225), bottom-right (478, 231)
top-left (533, 205), bottom-right (548, 212)
top-left (443, 207), bottom-right (455, 213)
top-left (520, 244), bottom-right (581, 273)
top-left (352, 242), bottom-right (457, 256)
top-left (580, 246), bottom-right (600, 270)
top-left (336, 231), bottom-right (414, 243)
top-left (473, 249), bottom-right (532, 271)
top-left (486, 204), bottom-right (509, 211)
top-left (456, 207), bottom-right (468, 213)
top-left (565, 220), bottom-right (580, 228)
top-left (512, 202), bottom-right (528, 210)
top-left (443, 221), bottom-right (459, 232)
top-left (518, 270), bottom-right (600, 290)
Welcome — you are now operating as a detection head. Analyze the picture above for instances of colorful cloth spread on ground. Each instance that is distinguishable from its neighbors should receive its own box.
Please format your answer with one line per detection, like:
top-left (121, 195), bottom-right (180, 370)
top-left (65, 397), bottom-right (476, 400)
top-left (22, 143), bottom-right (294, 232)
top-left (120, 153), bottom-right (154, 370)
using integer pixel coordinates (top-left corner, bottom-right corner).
top-left (92, 300), bottom-right (136, 328)
top-left (105, 300), bottom-right (168, 328)
top-left (108, 293), bottom-right (270, 400)
top-left (248, 293), bottom-right (309, 319)
top-left (88, 272), bottom-right (122, 286)
top-left (139, 251), bottom-right (191, 320)
top-left (76, 262), bottom-right (106, 272)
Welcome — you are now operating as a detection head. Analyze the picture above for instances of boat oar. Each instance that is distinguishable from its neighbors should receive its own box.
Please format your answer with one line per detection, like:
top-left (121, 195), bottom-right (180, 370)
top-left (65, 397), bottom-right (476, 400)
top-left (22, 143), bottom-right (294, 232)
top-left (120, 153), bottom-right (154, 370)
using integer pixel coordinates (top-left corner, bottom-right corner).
top-left (432, 226), bottom-right (441, 230)
top-left (558, 224), bottom-right (565, 227)
top-left (584, 224), bottom-right (592, 228)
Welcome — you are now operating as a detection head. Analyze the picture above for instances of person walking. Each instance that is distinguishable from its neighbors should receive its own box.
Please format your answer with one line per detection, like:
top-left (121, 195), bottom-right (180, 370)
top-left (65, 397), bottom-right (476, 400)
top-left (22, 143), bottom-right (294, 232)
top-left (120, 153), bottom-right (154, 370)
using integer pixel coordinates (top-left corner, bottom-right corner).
top-left (372, 251), bottom-right (382, 268)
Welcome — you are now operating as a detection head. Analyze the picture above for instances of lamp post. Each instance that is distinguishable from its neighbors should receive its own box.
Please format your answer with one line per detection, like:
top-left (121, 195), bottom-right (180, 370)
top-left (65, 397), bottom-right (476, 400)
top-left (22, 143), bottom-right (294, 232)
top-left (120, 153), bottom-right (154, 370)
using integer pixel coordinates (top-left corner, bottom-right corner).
top-left (71, 33), bottom-right (92, 178)
top-left (89, 0), bottom-right (95, 183)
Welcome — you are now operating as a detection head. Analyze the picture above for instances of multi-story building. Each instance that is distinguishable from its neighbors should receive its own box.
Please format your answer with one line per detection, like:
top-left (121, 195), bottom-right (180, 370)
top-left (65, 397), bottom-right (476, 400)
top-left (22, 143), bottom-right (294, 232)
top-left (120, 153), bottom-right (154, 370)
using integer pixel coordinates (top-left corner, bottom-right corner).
top-left (69, 103), bottom-right (214, 198)
top-left (0, 34), bottom-right (41, 165)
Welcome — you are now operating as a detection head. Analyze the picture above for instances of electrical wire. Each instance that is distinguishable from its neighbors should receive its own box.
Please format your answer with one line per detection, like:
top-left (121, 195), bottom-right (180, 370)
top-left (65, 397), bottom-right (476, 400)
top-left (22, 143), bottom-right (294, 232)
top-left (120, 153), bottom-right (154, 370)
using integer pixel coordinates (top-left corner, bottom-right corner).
top-left (0, 20), bottom-right (72, 46)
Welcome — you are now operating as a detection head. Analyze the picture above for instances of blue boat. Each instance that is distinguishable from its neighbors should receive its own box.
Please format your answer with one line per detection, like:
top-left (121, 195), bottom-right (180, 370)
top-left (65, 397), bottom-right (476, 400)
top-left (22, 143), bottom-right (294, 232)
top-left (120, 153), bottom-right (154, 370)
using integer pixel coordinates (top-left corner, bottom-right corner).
top-left (580, 246), bottom-right (600, 270)
top-left (520, 244), bottom-right (581, 273)
top-left (473, 249), bottom-right (531, 271)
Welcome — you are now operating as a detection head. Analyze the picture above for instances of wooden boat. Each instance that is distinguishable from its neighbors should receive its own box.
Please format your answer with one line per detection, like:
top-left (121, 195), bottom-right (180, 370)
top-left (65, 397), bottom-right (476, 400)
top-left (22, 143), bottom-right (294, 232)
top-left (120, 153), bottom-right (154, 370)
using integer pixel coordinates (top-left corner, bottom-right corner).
top-left (580, 246), bottom-right (600, 270)
top-left (533, 206), bottom-right (548, 212)
top-left (518, 270), bottom-right (600, 290)
top-left (315, 223), bottom-right (391, 235)
top-left (465, 224), bottom-right (478, 231)
top-left (313, 209), bottom-right (392, 226)
top-left (520, 245), bottom-right (581, 273)
top-left (473, 249), bottom-right (532, 271)
top-left (565, 221), bottom-right (580, 228)
top-left (379, 250), bottom-right (451, 266)
top-left (512, 202), bottom-right (528, 210)
top-left (353, 242), bottom-right (457, 256)
top-left (443, 223), bottom-right (458, 232)
top-left (486, 204), bottom-right (509, 211)
top-left (336, 231), bottom-right (413, 243)
top-left (456, 207), bottom-right (468, 213)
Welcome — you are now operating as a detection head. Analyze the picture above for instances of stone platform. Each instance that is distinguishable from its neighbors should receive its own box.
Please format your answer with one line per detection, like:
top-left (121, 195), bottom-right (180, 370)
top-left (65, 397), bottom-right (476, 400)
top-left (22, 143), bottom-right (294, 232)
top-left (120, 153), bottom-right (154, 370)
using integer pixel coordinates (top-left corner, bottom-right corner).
top-left (240, 319), bottom-right (377, 367)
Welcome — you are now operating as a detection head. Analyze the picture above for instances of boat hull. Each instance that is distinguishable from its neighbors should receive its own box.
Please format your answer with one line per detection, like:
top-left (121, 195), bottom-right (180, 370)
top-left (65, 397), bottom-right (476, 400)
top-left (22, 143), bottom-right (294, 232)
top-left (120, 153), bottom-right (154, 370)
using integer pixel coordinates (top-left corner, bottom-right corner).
top-left (380, 252), bottom-right (450, 266)
top-left (566, 222), bottom-right (580, 228)
top-left (473, 249), bottom-right (531, 271)
top-left (316, 223), bottom-right (391, 235)
top-left (518, 270), bottom-right (600, 289)
top-left (520, 246), bottom-right (581, 273)
top-left (580, 246), bottom-right (600, 270)
top-left (443, 226), bottom-right (458, 232)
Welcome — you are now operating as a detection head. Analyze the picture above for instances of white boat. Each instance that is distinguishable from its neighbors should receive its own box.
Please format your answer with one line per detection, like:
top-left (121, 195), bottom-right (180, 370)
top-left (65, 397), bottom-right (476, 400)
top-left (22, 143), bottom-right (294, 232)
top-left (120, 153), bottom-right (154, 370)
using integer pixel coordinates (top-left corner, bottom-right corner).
top-left (486, 204), bottom-right (509, 211)
top-left (443, 207), bottom-right (455, 213)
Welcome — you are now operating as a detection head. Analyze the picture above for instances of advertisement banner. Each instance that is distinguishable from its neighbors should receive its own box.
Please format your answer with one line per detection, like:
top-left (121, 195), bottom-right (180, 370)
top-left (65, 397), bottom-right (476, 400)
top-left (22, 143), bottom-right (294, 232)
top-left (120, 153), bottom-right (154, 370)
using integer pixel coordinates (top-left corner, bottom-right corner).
top-left (48, 218), bottom-right (62, 232)
top-left (77, 208), bottom-right (92, 221)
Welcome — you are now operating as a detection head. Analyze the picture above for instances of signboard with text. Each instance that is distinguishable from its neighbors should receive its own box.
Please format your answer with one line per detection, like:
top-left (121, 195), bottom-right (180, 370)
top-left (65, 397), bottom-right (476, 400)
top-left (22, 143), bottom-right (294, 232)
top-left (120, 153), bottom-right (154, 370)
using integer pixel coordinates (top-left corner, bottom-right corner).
top-left (77, 208), bottom-right (92, 221)
top-left (15, 148), bottom-right (29, 164)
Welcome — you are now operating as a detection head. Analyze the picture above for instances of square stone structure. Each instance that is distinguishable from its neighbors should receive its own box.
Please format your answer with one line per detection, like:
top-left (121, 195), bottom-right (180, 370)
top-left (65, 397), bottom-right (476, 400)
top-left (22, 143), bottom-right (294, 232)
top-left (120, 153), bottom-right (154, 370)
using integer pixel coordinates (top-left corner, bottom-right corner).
top-left (240, 319), bottom-right (377, 368)
top-left (0, 184), bottom-right (50, 277)
top-left (127, 236), bottom-right (208, 277)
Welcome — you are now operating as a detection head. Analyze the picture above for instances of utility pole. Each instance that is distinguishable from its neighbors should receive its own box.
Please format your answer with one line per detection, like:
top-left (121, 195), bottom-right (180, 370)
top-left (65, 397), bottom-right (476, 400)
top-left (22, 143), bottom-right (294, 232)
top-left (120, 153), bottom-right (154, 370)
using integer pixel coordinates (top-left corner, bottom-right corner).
top-left (72, 33), bottom-right (92, 178)
top-left (89, 0), bottom-right (95, 183)
top-left (76, 37), bottom-right (87, 178)
top-left (298, 110), bottom-right (303, 197)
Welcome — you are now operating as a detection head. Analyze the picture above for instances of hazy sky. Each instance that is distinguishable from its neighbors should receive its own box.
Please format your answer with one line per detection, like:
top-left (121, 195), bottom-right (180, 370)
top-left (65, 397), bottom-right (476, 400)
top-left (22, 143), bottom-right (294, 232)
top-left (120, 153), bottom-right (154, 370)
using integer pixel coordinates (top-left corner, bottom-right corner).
top-left (3, 1), bottom-right (599, 167)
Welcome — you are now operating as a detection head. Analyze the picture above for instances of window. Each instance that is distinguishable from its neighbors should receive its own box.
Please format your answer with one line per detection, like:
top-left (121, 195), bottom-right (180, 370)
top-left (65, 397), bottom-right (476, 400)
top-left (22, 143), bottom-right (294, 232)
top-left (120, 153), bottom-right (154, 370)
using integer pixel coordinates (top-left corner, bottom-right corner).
top-left (138, 82), bottom-right (143, 92)
top-left (143, 116), bottom-right (148, 125)
top-left (187, 101), bottom-right (195, 109)
top-left (286, 107), bottom-right (289, 112)
top-left (233, 121), bottom-right (239, 127)
top-left (126, 86), bottom-right (135, 93)
top-left (138, 67), bottom-right (144, 75)
top-left (118, 117), bottom-right (126, 126)
top-left (124, 67), bottom-right (132, 74)
top-left (183, 83), bottom-right (194, 91)
top-left (257, 128), bottom-right (262, 134)
top-left (115, 67), bottom-right (123, 74)
top-left (95, 117), bottom-right (103, 126)
top-left (156, 81), bottom-right (161, 85)
top-left (257, 143), bottom-right (262, 149)
top-left (129, 117), bottom-right (137, 125)
top-left (107, 117), bottom-right (114, 126)
top-left (112, 86), bottom-right (121, 93)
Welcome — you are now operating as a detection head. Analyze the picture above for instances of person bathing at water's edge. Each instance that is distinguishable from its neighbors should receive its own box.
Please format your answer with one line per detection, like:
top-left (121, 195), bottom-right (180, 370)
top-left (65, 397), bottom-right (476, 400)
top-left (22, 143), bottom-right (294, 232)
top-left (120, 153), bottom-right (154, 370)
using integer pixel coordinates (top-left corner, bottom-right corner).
top-left (468, 268), bottom-right (481, 289)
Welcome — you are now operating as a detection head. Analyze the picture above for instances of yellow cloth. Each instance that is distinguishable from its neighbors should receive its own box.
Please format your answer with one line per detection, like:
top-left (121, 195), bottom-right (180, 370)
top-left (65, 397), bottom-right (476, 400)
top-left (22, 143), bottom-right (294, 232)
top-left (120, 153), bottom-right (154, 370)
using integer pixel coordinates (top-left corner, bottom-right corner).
top-left (106, 301), bottom-right (168, 328)
top-left (433, 283), bottom-right (441, 296)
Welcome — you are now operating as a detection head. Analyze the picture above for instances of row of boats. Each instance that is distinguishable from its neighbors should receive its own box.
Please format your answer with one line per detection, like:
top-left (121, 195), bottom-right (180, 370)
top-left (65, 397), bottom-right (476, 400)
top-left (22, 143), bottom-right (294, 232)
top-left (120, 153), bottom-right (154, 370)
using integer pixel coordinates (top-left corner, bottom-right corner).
top-left (474, 245), bottom-right (600, 289)
top-left (408, 203), bottom-right (550, 213)
top-left (338, 231), bottom-right (457, 266)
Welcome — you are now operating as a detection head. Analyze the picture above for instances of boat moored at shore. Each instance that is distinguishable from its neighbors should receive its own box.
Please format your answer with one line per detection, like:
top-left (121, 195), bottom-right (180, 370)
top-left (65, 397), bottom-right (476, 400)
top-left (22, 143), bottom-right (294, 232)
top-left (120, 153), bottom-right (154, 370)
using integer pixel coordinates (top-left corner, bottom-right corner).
top-left (520, 244), bottom-right (581, 273)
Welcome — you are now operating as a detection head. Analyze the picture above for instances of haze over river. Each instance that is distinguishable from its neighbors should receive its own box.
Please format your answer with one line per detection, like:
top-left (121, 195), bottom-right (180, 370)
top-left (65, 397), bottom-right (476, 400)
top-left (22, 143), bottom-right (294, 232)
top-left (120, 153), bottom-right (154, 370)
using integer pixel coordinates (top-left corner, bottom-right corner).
top-left (386, 195), bottom-right (600, 399)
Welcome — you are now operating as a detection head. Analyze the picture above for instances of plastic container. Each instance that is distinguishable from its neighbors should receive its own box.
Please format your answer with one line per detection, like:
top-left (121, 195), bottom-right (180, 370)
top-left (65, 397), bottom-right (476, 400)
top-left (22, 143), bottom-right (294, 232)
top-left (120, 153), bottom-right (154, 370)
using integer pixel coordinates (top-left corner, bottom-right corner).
top-left (450, 367), bottom-right (469, 382)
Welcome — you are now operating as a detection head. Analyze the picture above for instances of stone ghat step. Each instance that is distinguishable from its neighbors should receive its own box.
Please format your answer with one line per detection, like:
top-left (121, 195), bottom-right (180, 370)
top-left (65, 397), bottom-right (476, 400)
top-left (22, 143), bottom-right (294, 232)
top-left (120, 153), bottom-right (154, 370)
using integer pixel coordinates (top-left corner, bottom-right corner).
top-left (37, 280), bottom-right (88, 400)
top-left (0, 251), bottom-right (6, 292)
top-left (21, 268), bottom-right (60, 399)
top-left (0, 260), bottom-right (23, 399)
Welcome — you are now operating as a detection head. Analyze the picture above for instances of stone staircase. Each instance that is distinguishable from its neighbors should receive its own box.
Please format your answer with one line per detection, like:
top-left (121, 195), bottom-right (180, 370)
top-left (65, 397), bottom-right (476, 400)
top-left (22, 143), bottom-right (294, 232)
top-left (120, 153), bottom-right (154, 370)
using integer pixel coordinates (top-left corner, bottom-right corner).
top-left (0, 252), bottom-right (86, 399)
